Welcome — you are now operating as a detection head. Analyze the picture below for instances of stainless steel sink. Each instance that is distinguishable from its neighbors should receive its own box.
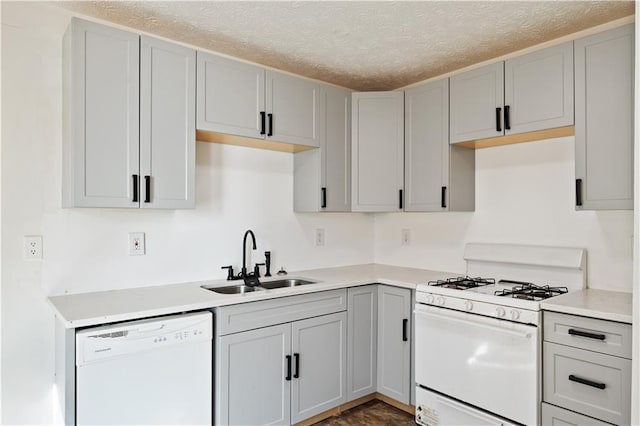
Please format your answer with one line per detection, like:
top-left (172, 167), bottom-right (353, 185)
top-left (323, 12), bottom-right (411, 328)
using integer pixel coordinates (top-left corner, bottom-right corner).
top-left (204, 284), bottom-right (265, 295)
top-left (260, 278), bottom-right (316, 289)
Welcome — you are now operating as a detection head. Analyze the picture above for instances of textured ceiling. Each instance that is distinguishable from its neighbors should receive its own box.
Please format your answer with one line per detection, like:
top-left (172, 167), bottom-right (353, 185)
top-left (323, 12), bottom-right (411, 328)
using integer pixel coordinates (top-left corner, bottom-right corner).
top-left (50, 1), bottom-right (634, 91)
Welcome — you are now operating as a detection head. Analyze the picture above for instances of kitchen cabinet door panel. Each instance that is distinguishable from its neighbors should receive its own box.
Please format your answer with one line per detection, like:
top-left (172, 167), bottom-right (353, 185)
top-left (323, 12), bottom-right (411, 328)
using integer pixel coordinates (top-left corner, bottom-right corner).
top-left (347, 285), bottom-right (378, 401)
top-left (266, 70), bottom-right (320, 147)
top-left (217, 324), bottom-right (291, 426)
top-left (63, 18), bottom-right (139, 208)
top-left (377, 285), bottom-right (411, 404)
top-left (575, 24), bottom-right (634, 210)
top-left (196, 52), bottom-right (265, 139)
top-left (291, 312), bottom-right (347, 423)
top-left (450, 62), bottom-right (504, 143)
top-left (504, 42), bottom-right (574, 135)
top-left (140, 36), bottom-right (195, 209)
top-left (351, 92), bottom-right (404, 211)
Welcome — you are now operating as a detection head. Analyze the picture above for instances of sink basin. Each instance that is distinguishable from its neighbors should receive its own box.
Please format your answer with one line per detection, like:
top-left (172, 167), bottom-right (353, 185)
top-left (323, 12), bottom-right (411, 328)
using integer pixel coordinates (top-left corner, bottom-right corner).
top-left (204, 284), bottom-right (265, 295)
top-left (260, 278), bottom-right (316, 289)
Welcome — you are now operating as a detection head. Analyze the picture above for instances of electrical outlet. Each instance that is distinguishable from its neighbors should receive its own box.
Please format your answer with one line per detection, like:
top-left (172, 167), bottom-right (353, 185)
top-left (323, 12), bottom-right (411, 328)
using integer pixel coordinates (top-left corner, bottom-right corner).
top-left (129, 232), bottom-right (146, 256)
top-left (315, 228), bottom-right (325, 246)
top-left (401, 229), bottom-right (411, 246)
top-left (23, 235), bottom-right (43, 260)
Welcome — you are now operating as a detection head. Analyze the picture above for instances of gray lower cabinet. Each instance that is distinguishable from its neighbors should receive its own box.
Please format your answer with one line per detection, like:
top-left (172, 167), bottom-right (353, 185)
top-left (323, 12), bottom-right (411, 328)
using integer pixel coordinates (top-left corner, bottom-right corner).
top-left (541, 402), bottom-right (612, 426)
top-left (404, 78), bottom-right (474, 212)
top-left (574, 24), bottom-right (635, 210)
top-left (377, 285), bottom-right (411, 404)
top-left (542, 311), bottom-right (632, 425)
top-left (351, 92), bottom-right (404, 212)
top-left (63, 18), bottom-right (195, 209)
top-left (346, 285), bottom-right (378, 401)
top-left (294, 85), bottom-right (351, 212)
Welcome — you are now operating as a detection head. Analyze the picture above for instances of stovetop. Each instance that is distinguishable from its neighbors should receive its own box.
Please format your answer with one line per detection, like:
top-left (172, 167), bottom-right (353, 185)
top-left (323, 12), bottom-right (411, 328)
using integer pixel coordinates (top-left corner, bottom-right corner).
top-left (427, 276), bottom-right (568, 301)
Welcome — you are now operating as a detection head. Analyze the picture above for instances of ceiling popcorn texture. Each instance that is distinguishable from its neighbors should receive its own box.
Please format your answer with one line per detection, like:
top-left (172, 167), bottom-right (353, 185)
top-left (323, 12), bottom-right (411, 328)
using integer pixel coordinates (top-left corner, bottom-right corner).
top-left (50, 1), bottom-right (634, 91)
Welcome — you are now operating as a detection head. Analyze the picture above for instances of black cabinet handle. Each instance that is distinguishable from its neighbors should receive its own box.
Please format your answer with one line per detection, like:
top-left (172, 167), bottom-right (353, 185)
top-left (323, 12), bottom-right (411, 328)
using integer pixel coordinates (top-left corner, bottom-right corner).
top-left (293, 353), bottom-right (300, 379)
top-left (568, 328), bottom-right (605, 341)
top-left (402, 319), bottom-right (408, 342)
top-left (260, 111), bottom-right (266, 135)
top-left (267, 113), bottom-right (273, 137)
top-left (504, 105), bottom-right (511, 130)
top-left (575, 179), bottom-right (583, 207)
top-left (569, 374), bottom-right (606, 390)
top-left (321, 187), bottom-right (327, 209)
top-left (285, 355), bottom-right (292, 381)
top-left (144, 175), bottom-right (151, 203)
top-left (496, 107), bottom-right (502, 132)
top-left (399, 189), bottom-right (403, 209)
top-left (441, 186), bottom-right (447, 209)
top-left (132, 174), bottom-right (139, 202)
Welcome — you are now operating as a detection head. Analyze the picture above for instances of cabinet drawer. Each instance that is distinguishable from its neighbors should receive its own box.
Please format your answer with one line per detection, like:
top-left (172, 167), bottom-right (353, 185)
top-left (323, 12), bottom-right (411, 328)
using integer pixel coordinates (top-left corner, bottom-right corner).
top-left (543, 342), bottom-right (631, 425)
top-left (216, 289), bottom-right (347, 335)
top-left (544, 311), bottom-right (632, 358)
top-left (541, 402), bottom-right (612, 426)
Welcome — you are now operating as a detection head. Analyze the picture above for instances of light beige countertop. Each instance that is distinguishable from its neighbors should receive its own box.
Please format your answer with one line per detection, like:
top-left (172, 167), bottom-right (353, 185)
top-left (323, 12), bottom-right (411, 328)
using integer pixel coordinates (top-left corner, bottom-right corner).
top-left (541, 289), bottom-right (633, 324)
top-left (48, 263), bottom-right (457, 329)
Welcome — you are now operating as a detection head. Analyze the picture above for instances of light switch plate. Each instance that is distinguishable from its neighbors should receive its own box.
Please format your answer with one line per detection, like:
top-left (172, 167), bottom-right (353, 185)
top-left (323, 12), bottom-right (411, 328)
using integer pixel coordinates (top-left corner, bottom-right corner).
top-left (129, 232), bottom-right (145, 256)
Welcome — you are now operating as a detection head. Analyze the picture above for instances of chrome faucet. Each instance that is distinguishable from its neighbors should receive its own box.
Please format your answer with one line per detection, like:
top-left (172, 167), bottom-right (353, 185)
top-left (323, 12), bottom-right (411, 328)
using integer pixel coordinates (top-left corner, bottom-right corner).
top-left (241, 230), bottom-right (258, 285)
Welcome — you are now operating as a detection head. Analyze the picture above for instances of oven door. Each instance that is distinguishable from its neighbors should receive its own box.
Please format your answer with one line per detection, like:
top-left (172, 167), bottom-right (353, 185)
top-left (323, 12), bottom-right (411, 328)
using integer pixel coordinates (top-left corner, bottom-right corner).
top-left (414, 303), bottom-right (539, 425)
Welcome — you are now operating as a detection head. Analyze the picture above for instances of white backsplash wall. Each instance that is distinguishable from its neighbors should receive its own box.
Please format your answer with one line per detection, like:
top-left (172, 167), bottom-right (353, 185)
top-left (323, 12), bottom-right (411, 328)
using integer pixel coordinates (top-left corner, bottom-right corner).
top-left (0, 3), bottom-right (374, 424)
top-left (375, 137), bottom-right (634, 292)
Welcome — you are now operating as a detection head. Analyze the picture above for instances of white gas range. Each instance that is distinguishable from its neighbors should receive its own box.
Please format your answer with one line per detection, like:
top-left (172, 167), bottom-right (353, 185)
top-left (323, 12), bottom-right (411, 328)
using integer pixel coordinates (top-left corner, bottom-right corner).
top-left (414, 243), bottom-right (586, 426)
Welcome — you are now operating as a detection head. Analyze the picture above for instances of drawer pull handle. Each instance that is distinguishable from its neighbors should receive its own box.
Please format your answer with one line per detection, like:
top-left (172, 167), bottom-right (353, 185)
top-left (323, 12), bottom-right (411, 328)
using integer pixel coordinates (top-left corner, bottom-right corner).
top-left (568, 328), bottom-right (605, 341)
top-left (568, 374), bottom-right (606, 390)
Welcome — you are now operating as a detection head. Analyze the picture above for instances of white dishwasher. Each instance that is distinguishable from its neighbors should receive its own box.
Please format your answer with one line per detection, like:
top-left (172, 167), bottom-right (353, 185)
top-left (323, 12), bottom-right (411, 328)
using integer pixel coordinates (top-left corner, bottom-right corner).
top-left (75, 311), bottom-right (212, 425)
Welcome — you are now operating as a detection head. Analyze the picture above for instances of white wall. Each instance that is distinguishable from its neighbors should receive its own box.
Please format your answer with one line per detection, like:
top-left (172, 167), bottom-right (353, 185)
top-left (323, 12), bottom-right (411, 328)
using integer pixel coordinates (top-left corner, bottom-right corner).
top-left (375, 137), bottom-right (634, 292)
top-left (0, 3), bottom-right (374, 423)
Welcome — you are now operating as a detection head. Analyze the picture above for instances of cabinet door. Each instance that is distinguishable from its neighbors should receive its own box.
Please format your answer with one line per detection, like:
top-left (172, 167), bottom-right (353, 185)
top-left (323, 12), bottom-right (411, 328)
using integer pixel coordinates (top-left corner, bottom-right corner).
top-left (504, 42), bottom-right (574, 135)
top-left (266, 70), bottom-right (320, 147)
top-left (293, 85), bottom-right (351, 212)
top-left (405, 79), bottom-right (449, 211)
top-left (351, 92), bottom-right (404, 212)
top-left (196, 51), bottom-right (265, 139)
top-left (291, 312), bottom-right (347, 423)
top-left (347, 286), bottom-right (377, 402)
top-left (450, 62), bottom-right (504, 143)
top-left (63, 18), bottom-right (139, 208)
top-left (575, 24), bottom-right (634, 210)
top-left (377, 285), bottom-right (411, 404)
top-left (217, 324), bottom-right (291, 426)
top-left (140, 36), bottom-right (195, 209)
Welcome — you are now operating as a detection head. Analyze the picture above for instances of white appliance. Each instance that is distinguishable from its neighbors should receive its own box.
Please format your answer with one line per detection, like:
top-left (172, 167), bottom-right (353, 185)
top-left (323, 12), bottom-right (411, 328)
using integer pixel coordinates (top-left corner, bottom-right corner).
top-left (76, 311), bottom-right (213, 425)
top-left (414, 243), bottom-right (586, 426)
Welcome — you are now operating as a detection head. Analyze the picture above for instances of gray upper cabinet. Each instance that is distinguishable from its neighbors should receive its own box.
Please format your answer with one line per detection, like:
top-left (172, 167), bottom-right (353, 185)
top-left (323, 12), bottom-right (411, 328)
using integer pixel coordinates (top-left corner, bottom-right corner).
top-left (294, 85), bottom-right (351, 212)
top-left (266, 70), bottom-right (321, 147)
top-left (504, 42), bottom-right (574, 135)
top-left (450, 62), bottom-right (504, 143)
top-left (63, 18), bottom-right (140, 208)
top-left (196, 52), bottom-right (265, 139)
top-left (351, 92), bottom-right (404, 212)
top-left (63, 18), bottom-right (195, 209)
top-left (405, 78), bottom-right (475, 212)
top-left (347, 285), bottom-right (378, 402)
top-left (574, 24), bottom-right (634, 210)
top-left (140, 36), bottom-right (195, 209)
top-left (377, 285), bottom-right (411, 405)
top-left (450, 42), bottom-right (573, 144)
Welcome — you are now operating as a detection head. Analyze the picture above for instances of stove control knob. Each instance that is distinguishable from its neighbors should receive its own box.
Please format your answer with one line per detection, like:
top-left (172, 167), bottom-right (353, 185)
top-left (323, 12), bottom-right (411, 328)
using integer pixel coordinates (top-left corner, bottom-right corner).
top-left (436, 297), bottom-right (445, 306)
top-left (496, 307), bottom-right (506, 317)
top-left (464, 300), bottom-right (473, 311)
top-left (425, 295), bottom-right (435, 304)
top-left (510, 310), bottom-right (521, 320)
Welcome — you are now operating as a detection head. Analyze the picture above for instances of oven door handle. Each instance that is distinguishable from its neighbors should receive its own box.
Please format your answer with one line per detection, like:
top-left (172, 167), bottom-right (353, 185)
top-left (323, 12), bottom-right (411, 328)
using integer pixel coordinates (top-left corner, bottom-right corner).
top-left (414, 304), bottom-right (534, 339)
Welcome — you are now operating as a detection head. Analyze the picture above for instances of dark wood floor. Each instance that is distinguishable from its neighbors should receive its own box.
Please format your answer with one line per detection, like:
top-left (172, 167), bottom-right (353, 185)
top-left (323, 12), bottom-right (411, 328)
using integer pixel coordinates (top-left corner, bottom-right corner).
top-left (313, 400), bottom-right (416, 426)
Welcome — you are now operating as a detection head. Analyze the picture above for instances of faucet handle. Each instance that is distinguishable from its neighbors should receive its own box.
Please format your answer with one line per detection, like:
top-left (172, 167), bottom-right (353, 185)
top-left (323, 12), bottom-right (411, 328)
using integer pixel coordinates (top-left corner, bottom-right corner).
top-left (253, 263), bottom-right (265, 278)
top-left (221, 265), bottom-right (234, 281)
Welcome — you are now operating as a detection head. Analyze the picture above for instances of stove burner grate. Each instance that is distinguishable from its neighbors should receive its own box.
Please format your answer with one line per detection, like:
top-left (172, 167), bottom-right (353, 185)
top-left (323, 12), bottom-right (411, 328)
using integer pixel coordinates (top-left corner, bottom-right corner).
top-left (495, 281), bottom-right (568, 301)
top-left (428, 276), bottom-right (496, 290)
